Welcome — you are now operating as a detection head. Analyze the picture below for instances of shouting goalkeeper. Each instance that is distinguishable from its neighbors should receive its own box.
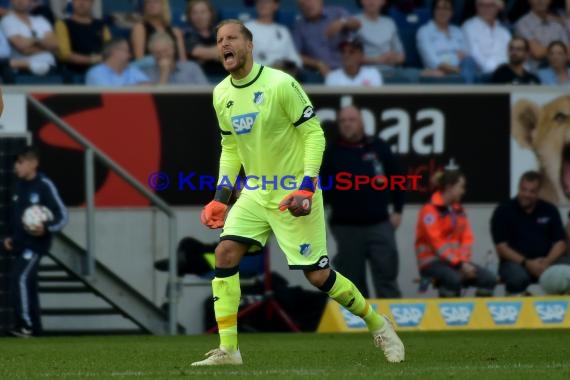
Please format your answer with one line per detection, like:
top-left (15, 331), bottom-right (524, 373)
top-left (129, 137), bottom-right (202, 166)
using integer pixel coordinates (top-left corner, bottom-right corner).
top-left (192, 19), bottom-right (405, 366)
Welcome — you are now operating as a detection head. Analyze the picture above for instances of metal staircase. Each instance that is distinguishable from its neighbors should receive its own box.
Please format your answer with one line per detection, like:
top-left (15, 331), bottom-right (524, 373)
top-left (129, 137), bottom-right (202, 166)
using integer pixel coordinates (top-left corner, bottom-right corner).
top-left (1, 96), bottom-right (180, 336)
top-left (38, 233), bottom-right (179, 335)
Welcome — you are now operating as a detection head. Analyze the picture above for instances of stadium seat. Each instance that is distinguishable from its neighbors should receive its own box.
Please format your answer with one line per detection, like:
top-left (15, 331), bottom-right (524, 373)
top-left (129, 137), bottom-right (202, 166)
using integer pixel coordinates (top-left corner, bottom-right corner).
top-left (388, 7), bottom-right (431, 68)
top-left (102, 0), bottom-right (138, 15)
top-left (419, 74), bottom-right (466, 84)
top-left (108, 25), bottom-right (132, 39)
top-left (382, 73), bottom-right (415, 84)
top-left (274, 10), bottom-right (299, 30)
top-left (13, 73), bottom-right (64, 85)
top-left (218, 7), bottom-right (256, 22)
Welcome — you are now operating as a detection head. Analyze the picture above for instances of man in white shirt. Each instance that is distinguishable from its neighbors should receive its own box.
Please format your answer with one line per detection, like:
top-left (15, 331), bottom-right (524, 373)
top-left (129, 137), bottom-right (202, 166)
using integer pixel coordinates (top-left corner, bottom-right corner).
top-left (245, 0), bottom-right (302, 77)
top-left (325, 38), bottom-right (383, 86)
top-left (462, 0), bottom-right (511, 74)
top-left (0, 0), bottom-right (58, 75)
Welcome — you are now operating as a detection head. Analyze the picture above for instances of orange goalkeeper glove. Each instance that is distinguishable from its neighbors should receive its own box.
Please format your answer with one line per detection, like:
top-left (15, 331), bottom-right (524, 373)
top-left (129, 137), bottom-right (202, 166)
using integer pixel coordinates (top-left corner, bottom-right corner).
top-left (278, 177), bottom-right (317, 217)
top-left (201, 187), bottom-right (232, 229)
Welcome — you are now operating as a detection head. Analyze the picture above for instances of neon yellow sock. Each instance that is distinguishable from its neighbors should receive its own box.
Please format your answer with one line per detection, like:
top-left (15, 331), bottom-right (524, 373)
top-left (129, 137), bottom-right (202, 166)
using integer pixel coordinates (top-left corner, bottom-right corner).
top-left (212, 272), bottom-right (240, 352)
top-left (325, 271), bottom-right (385, 332)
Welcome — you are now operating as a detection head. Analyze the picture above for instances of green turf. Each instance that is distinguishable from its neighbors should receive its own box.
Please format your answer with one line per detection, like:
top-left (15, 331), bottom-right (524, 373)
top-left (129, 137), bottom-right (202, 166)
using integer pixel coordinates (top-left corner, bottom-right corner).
top-left (0, 330), bottom-right (569, 379)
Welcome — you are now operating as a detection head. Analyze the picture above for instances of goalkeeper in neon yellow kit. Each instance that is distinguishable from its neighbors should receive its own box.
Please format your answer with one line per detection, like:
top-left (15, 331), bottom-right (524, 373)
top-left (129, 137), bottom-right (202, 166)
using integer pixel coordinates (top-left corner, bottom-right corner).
top-left (191, 20), bottom-right (405, 366)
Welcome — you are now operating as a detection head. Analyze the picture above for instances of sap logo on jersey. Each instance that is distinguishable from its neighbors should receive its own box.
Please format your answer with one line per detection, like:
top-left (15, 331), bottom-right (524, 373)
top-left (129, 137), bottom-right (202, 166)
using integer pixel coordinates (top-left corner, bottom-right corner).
top-left (340, 304), bottom-right (378, 328)
top-left (438, 303), bottom-right (474, 326)
top-left (231, 112), bottom-right (259, 135)
top-left (389, 304), bottom-right (425, 327)
top-left (486, 302), bottom-right (522, 325)
top-left (534, 300), bottom-right (568, 324)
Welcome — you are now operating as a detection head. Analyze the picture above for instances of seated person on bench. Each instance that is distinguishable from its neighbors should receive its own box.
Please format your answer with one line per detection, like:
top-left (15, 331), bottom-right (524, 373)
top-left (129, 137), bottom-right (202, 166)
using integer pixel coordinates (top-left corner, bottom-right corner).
top-left (415, 169), bottom-right (497, 297)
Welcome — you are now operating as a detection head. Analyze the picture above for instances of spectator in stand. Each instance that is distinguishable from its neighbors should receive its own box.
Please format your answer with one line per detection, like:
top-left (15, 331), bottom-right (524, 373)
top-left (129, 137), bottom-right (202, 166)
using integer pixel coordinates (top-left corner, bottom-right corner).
top-left (50, 0), bottom-right (102, 20)
top-left (325, 37), bottom-right (383, 86)
top-left (491, 171), bottom-right (570, 296)
top-left (415, 170), bottom-right (497, 298)
top-left (0, 0), bottom-right (10, 17)
top-left (491, 36), bottom-right (541, 84)
top-left (293, 0), bottom-right (361, 80)
top-left (462, 0), bottom-right (511, 75)
top-left (321, 105), bottom-right (404, 298)
top-left (85, 38), bottom-right (150, 86)
top-left (417, 0), bottom-right (478, 83)
top-left (0, 28), bottom-right (17, 82)
top-left (244, 0), bottom-right (302, 79)
top-left (0, 0), bottom-right (59, 76)
top-left (141, 32), bottom-right (208, 85)
top-left (508, 0), bottom-right (568, 25)
top-left (515, 0), bottom-right (570, 72)
top-left (131, 0), bottom-right (186, 62)
top-left (538, 40), bottom-right (570, 84)
top-left (354, 0), bottom-right (404, 75)
top-left (54, 0), bottom-right (111, 78)
top-left (184, 0), bottom-right (225, 79)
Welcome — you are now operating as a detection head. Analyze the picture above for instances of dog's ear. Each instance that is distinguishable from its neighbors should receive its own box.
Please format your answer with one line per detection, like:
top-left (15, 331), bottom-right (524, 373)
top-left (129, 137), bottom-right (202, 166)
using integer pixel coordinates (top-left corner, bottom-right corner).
top-left (512, 99), bottom-right (540, 149)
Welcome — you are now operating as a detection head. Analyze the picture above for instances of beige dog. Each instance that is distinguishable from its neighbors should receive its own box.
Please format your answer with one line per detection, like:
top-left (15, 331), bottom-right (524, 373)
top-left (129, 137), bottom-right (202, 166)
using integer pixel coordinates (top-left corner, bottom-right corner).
top-left (512, 95), bottom-right (570, 205)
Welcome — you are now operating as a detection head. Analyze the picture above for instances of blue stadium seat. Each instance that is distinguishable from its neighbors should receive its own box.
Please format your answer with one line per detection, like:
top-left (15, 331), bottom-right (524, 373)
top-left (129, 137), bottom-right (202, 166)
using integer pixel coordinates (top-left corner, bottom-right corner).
top-left (13, 73), bottom-right (64, 85)
top-left (419, 75), bottom-right (466, 84)
top-left (102, 0), bottom-right (138, 15)
top-left (109, 25), bottom-right (131, 39)
top-left (382, 73), bottom-right (414, 84)
top-left (274, 9), bottom-right (299, 30)
top-left (388, 7), bottom-right (431, 68)
top-left (218, 7), bottom-right (256, 23)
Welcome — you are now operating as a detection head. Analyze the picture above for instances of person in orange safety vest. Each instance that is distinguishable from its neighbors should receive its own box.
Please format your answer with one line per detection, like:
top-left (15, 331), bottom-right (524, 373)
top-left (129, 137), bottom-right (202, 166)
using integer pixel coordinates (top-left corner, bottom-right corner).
top-left (415, 170), bottom-right (497, 297)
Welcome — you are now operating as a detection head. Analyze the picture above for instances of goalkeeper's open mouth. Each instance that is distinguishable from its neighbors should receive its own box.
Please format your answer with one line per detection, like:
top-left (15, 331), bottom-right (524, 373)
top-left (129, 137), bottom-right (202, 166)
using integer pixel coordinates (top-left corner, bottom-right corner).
top-left (223, 50), bottom-right (236, 65)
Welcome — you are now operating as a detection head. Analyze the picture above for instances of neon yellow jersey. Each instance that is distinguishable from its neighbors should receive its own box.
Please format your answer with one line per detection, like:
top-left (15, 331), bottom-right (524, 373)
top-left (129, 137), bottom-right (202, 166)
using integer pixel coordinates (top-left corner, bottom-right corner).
top-left (212, 63), bottom-right (325, 208)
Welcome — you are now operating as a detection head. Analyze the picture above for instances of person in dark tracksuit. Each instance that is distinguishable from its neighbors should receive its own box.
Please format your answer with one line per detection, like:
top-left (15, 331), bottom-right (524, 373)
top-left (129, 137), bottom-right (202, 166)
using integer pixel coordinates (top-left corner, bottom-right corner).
top-left (321, 105), bottom-right (405, 299)
top-left (2, 147), bottom-right (68, 337)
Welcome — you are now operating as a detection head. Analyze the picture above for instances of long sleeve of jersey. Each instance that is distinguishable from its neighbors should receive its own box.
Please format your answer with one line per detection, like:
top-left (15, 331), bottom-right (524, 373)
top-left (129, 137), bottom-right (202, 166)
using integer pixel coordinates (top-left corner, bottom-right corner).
top-left (218, 129), bottom-right (241, 186)
top-left (297, 118), bottom-right (325, 177)
top-left (213, 94), bottom-right (242, 187)
top-left (279, 78), bottom-right (325, 177)
top-left (41, 176), bottom-right (69, 233)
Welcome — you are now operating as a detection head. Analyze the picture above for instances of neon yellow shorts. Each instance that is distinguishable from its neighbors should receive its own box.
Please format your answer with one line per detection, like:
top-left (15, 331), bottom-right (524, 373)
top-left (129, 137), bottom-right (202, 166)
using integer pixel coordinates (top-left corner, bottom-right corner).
top-left (220, 192), bottom-right (330, 270)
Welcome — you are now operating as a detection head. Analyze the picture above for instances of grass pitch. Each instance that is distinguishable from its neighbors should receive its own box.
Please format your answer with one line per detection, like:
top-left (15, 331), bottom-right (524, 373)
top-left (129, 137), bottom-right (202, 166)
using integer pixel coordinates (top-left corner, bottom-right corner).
top-left (0, 330), bottom-right (569, 379)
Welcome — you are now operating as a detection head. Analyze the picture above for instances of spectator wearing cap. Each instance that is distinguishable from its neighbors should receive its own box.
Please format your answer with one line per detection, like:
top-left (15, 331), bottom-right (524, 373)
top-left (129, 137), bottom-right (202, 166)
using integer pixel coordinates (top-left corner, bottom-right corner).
top-left (354, 0), bottom-right (405, 73)
top-left (417, 0), bottom-right (479, 83)
top-left (325, 38), bottom-right (383, 86)
top-left (293, 0), bottom-right (361, 80)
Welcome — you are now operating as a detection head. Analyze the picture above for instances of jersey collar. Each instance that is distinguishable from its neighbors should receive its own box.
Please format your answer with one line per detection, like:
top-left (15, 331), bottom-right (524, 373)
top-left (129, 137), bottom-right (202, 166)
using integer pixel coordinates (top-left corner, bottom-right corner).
top-left (230, 62), bottom-right (264, 89)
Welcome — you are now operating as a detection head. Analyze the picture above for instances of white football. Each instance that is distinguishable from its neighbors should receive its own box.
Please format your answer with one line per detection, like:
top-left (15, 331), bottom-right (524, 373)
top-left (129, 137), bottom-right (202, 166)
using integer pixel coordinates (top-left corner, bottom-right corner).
top-left (22, 205), bottom-right (54, 230)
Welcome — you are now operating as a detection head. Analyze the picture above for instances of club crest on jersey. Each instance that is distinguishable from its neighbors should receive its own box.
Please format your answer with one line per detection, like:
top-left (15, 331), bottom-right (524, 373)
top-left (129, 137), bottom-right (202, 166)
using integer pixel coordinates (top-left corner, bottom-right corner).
top-left (299, 243), bottom-right (311, 256)
top-left (29, 192), bottom-right (39, 204)
top-left (231, 112), bottom-right (259, 134)
top-left (253, 91), bottom-right (264, 105)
